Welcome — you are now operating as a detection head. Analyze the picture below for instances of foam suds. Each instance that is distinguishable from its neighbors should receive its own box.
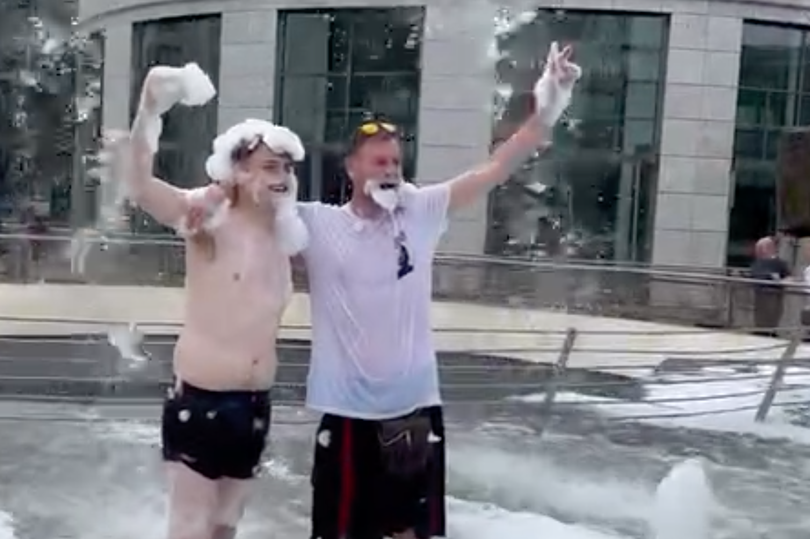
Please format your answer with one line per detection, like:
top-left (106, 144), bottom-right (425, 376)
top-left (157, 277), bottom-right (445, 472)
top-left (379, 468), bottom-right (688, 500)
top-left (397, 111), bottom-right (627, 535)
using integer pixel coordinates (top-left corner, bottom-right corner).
top-left (106, 323), bottom-right (151, 371)
top-left (0, 510), bottom-right (16, 539)
top-left (205, 119), bottom-right (305, 183)
top-left (447, 497), bottom-right (620, 539)
top-left (650, 458), bottom-right (713, 539)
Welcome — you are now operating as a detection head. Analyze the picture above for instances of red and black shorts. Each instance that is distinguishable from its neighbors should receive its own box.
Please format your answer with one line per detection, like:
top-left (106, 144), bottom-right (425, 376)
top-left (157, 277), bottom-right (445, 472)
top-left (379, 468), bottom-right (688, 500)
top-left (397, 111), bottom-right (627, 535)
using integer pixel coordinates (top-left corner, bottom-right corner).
top-left (310, 406), bottom-right (446, 539)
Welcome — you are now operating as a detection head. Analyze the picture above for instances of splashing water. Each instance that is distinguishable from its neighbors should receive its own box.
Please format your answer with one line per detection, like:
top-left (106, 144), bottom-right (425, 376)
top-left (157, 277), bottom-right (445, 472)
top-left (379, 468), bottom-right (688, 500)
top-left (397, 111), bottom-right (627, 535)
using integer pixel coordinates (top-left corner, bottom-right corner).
top-left (649, 458), bottom-right (713, 539)
top-left (0, 511), bottom-right (16, 539)
top-left (67, 133), bottom-right (130, 277)
top-left (106, 323), bottom-right (151, 370)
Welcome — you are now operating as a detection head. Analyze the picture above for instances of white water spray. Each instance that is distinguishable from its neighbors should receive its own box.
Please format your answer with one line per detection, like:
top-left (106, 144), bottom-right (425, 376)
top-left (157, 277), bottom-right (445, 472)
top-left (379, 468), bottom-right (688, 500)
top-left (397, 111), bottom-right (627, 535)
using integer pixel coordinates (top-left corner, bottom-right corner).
top-left (0, 510), bottom-right (16, 539)
top-left (650, 458), bottom-right (713, 539)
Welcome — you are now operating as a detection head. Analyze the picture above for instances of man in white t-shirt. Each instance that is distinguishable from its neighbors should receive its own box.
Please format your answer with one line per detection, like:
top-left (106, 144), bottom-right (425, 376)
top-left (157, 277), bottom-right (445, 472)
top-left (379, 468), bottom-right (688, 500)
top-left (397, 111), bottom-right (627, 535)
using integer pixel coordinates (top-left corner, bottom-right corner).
top-left (296, 42), bottom-right (581, 539)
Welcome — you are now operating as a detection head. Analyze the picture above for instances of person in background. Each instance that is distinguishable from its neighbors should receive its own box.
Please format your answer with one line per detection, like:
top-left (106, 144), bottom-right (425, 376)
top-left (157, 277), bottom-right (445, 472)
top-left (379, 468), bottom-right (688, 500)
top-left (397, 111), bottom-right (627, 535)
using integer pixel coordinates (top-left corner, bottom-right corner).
top-left (749, 236), bottom-right (791, 337)
top-left (800, 242), bottom-right (810, 329)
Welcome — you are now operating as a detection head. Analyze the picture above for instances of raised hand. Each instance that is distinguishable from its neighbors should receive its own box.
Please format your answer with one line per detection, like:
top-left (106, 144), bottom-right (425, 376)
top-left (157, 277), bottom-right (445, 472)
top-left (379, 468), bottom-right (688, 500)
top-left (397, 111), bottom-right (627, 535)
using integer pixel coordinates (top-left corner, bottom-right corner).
top-left (177, 184), bottom-right (231, 237)
top-left (140, 63), bottom-right (216, 116)
top-left (533, 41), bottom-right (582, 128)
top-left (135, 63), bottom-right (216, 152)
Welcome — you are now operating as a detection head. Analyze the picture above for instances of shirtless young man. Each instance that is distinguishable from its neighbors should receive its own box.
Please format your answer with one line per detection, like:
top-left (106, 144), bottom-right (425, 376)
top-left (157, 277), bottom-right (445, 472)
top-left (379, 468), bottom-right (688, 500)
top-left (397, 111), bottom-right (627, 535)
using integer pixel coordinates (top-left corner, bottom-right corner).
top-left (110, 65), bottom-right (308, 539)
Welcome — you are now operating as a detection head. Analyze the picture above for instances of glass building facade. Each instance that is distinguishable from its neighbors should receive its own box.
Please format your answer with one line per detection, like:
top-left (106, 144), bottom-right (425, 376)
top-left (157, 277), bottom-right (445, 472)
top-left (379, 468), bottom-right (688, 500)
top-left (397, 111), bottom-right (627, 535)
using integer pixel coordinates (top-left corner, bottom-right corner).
top-left (728, 22), bottom-right (810, 266)
top-left (129, 14), bottom-right (221, 233)
top-left (487, 10), bottom-right (668, 262)
top-left (77, 0), bottom-right (810, 270)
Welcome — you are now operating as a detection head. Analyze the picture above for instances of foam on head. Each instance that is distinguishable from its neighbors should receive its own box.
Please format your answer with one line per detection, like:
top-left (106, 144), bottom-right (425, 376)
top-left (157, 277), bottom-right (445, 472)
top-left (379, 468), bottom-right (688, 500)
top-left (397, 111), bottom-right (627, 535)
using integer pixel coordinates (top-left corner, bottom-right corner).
top-left (205, 119), bottom-right (305, 182)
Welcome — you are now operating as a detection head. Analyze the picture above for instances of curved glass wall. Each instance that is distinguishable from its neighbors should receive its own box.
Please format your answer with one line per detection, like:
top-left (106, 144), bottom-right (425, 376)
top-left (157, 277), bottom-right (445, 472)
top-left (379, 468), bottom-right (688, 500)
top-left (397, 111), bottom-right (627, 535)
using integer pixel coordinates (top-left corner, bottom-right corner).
top-left (486, 10), bottom-right (668, 262)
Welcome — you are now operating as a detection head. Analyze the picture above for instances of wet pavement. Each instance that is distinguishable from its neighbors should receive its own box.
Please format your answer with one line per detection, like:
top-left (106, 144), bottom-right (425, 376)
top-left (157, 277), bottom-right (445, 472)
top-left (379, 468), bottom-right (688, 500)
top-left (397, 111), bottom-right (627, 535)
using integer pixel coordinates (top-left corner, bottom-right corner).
top-left (0, 337), bottom-right (808, 538)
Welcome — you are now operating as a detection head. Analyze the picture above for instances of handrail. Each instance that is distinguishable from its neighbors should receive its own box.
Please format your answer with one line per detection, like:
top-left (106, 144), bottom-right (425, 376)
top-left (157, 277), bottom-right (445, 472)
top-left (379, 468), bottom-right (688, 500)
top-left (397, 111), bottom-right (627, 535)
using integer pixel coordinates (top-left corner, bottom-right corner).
top-left (0, 230), bottom-right (805, 289)
top-left (0, 233), bottom-right (807, 427)
top-left (0, 322), bottom-right (805, 426)
top-left (755, 329), bottom-right (803, 422)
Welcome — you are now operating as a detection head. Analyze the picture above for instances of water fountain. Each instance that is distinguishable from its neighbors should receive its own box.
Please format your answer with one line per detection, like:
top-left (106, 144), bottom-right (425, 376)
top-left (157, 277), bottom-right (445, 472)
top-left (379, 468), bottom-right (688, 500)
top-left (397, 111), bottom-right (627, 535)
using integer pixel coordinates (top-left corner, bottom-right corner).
top-left (650, 458), bottom-right (713, 539)
top-left (2, 4), bottom-right (810, 539)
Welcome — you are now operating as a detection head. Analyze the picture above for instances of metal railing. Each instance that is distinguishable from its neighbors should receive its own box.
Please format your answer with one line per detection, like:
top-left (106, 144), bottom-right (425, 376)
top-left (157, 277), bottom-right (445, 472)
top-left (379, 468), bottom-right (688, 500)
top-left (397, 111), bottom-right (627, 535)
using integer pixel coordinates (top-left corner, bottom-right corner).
top-left (1, 230), bottom-right (808, 332)
top-left (0, 324), bottom-right (804, 426)
top-left (0, 232), bottom-right (807, 427)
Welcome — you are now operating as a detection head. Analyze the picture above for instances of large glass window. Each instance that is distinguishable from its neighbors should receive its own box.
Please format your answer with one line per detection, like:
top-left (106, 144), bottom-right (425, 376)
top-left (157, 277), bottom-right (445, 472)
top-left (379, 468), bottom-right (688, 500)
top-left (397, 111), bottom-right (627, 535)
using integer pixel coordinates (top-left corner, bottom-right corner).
top-left (275, 8), bottom-right (424, 204)
top-left (0, 0), bottom-right (84, 230)
top-left (70, 29), bottom-right (106, 229)
top-left (728, 22), bottom-right (810, 266)
top-left (487, 11), bottom-right (668, 262)
top-left (129, 14), bottom-right (221, 233)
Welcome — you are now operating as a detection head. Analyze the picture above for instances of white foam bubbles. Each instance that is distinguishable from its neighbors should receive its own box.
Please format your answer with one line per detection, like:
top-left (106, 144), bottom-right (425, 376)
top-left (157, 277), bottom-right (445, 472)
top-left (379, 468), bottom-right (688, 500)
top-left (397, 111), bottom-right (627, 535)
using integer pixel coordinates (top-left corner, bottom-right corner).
top-left (448, 497), bottom-right (622, 539)
top-left (106, 323), bottom-right (151, 371)
top-left (448, 441), bottom-right (654, 525)
top-left (0, 511), bottom-right (16, 539)
top-left (650, 458), bottom-right (714, 539)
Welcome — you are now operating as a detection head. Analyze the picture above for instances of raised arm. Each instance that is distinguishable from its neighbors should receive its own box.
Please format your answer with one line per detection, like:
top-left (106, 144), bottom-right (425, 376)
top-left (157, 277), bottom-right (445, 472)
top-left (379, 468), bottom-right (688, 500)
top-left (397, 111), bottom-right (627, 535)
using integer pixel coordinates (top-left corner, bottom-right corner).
top-left (116, 64), bottom-right (217, 226)
top-left (445, 42), bottom-right (581, 211)
top-left (123, 93), bottom-right (187, 226)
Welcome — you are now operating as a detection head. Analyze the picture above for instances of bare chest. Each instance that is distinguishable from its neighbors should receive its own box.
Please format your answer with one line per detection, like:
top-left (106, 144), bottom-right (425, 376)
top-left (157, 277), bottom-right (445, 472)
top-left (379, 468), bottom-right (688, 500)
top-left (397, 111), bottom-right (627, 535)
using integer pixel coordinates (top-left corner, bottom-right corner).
top-left (186, 223), bottom-right (293, 307)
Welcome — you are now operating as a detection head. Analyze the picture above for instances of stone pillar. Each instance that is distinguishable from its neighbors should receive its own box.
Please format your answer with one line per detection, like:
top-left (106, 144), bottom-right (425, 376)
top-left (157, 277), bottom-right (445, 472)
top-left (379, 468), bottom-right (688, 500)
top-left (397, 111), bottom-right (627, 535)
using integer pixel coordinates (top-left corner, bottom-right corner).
top-left (417, 4), bottom-right (494, 254)
top-left (100, 23), bottom-right (132, 131)
top-left (652, 11), bottom-right (742, 268)
top-left (217, 9), bottom-right (278, 130)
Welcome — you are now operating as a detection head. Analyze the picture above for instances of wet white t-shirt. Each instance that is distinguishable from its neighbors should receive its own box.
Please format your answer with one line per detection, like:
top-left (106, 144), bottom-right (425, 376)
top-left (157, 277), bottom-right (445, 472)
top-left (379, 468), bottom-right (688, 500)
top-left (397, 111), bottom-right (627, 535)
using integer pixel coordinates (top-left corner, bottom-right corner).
top-left (298, 184), bottom-right (450, 419)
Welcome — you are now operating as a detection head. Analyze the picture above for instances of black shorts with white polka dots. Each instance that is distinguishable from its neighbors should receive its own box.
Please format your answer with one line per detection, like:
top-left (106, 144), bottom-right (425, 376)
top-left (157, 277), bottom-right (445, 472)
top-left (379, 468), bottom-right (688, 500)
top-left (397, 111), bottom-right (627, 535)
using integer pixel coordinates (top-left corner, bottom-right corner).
top-left (161, 381), bottom-right (271, 480)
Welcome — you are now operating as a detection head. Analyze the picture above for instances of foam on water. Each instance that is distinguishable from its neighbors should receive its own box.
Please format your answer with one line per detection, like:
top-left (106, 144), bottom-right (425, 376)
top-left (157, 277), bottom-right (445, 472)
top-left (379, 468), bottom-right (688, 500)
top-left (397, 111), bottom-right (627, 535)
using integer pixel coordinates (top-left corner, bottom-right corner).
top-left (650, 458), bottom-right (713, 539)
top-left (449, 440), bottom-right (654, 525)
top-left (447, 497), bottom-right (621, 539)
top-left (512, 366), bottom-right (810, 445)
top-left (9, 416), bottom-right (730, 539)
top-left (81, 419), bottom-right (630, 538)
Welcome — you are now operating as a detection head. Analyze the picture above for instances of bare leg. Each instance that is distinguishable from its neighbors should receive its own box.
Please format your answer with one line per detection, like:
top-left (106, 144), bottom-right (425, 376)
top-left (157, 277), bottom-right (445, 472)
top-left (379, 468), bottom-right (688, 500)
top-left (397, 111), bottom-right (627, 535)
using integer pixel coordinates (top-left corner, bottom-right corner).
top-left (212, 478), bottom-right (253, 539)
top-left (166, 462), bottom-right (218, 539)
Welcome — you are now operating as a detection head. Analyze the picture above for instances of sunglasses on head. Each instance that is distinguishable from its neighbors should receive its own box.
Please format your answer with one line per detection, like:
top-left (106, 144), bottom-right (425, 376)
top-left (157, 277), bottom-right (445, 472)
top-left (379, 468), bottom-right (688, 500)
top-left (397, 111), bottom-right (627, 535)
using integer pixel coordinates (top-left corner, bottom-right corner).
top-left (357, 121), bottom-right (397, 136)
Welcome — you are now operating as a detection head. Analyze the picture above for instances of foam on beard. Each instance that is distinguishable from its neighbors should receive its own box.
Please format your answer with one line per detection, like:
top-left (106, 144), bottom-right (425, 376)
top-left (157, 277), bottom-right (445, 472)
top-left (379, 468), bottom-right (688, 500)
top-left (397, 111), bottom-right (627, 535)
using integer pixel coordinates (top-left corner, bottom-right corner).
top-left (364, 179), bottom-right (417, 212)
top-left (177, 119), bottom-right (309, 255)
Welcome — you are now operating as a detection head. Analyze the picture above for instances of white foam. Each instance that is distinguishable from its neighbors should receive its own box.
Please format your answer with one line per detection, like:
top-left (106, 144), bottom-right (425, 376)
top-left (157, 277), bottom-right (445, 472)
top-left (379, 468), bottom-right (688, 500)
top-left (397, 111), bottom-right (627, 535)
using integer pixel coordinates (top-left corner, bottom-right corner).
top-left (70, 416), bottom-right (715, 539)
top-left (449, 441), bottom-right (653, 525)
top-left (0, 511), bottom-right (16, 539)
top-left (448, 497), bottom-right (622, 539)
top-left (92, 420), bottom-right (160, 445)
top-left (650, 458), bottom-right (713, 539)
top-left (205, 119), bottom-right (305, 183)
top-left (511, 367), bottom-right (810, 445)
top-left (79, 419), bottom-right (634, 538)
